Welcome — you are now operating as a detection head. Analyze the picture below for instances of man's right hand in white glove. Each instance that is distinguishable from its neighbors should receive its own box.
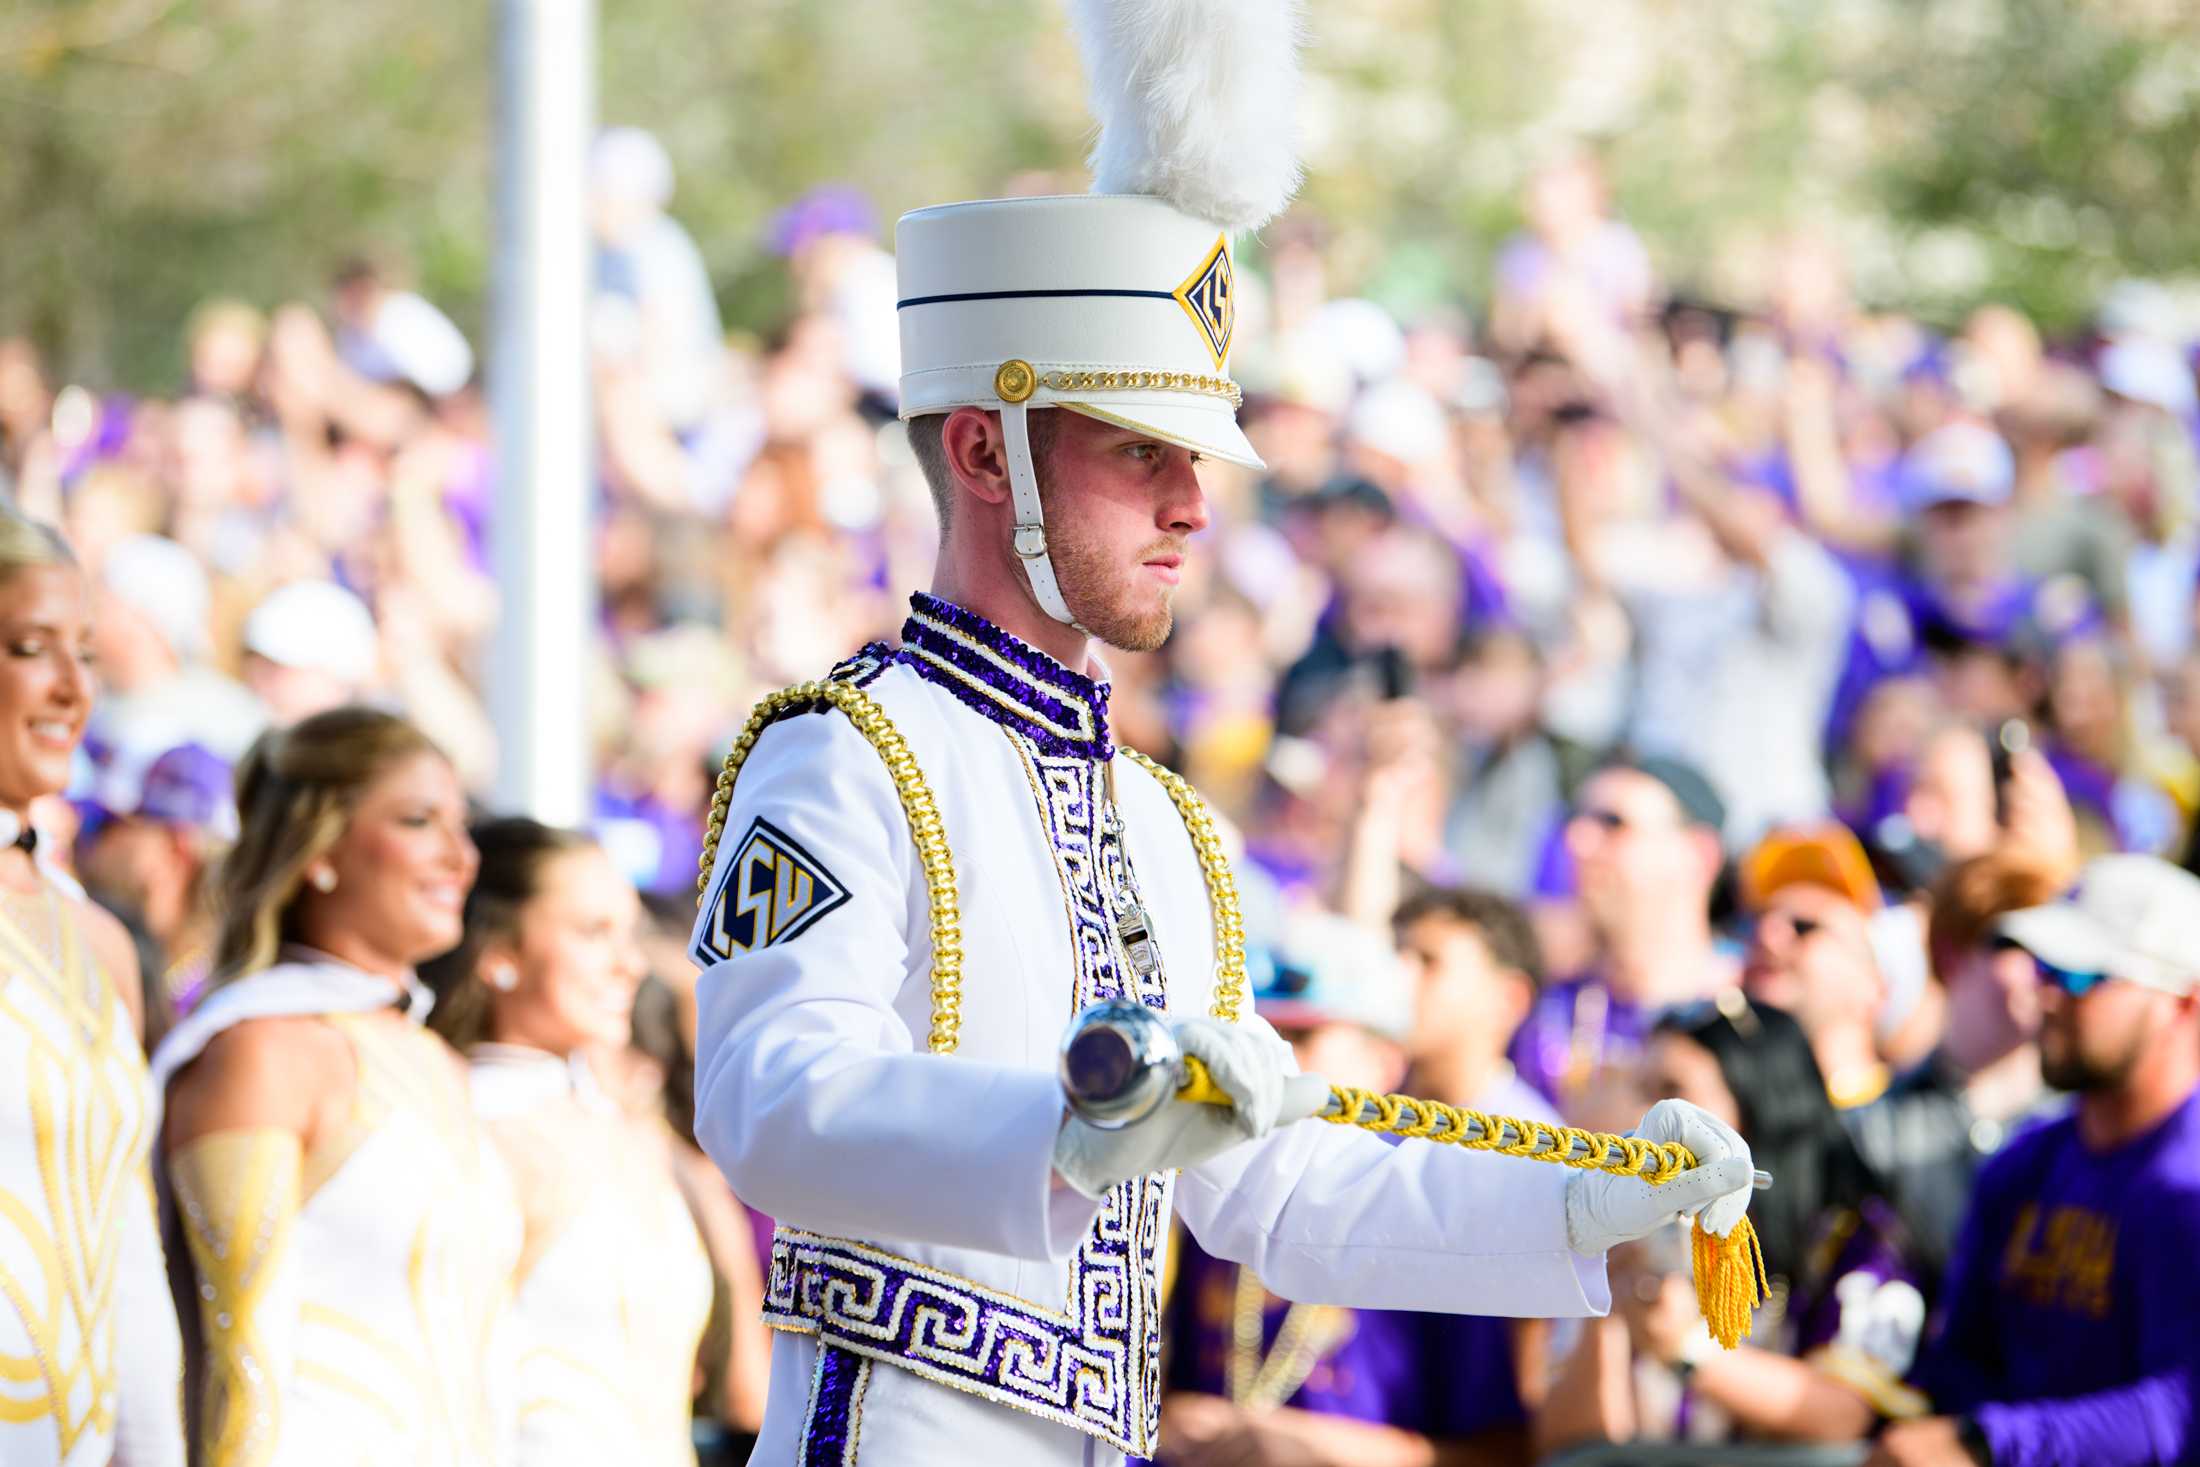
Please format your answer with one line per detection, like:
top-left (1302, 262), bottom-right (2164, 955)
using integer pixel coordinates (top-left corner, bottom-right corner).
top-left (1565, 1098), bottom-right (1755, 1257)
top-left (1052, 1015), bottom-right (1328, 1200)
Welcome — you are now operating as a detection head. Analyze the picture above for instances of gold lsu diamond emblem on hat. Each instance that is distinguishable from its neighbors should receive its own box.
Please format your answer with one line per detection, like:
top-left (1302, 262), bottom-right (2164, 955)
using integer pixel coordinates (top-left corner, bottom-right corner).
top-left (1173, 235), bottom-right (1235, 369)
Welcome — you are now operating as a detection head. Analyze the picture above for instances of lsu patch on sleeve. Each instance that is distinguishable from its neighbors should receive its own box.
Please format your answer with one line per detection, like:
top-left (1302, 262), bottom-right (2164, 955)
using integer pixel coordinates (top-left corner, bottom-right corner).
top-left (695, 816), bottom-right (852, 963)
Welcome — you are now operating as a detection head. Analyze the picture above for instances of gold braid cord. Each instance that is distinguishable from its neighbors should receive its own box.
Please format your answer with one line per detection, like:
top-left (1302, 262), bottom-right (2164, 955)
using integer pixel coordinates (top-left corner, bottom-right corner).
top-left (1121, 749), bottom-right (1248, 1025)
top-left (1316, 1086), bottom-right (1770, 1349)
top-left (697, 688), bottom-right (1246, 1055)
top-left (698, 680), bottom-right (966, 1053)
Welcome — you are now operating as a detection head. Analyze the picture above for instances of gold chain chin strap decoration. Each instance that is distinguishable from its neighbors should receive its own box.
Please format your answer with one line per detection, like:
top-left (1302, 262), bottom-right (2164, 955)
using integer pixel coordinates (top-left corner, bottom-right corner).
top-left (1314, 1085), bottom-right (1770, 1349)
top-left (1120, 749), bottom-right (1247, 1025)
top-left (699, 680), bottom-right (966, 1054)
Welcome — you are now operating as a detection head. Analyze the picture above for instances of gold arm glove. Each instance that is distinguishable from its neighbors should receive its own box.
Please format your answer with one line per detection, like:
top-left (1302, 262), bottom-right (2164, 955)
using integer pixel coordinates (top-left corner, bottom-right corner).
top-left (170, 1128), bottom-right (303, 1467)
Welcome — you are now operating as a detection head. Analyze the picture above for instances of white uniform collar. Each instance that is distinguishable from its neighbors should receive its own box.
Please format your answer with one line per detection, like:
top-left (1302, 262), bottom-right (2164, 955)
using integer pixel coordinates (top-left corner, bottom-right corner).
top-left (895, 592), bottom-right (1115, 761)
top-left (468, 1042), bottom-right (608, 1110)
top-left (148, 947), bottom-right (433, 1099)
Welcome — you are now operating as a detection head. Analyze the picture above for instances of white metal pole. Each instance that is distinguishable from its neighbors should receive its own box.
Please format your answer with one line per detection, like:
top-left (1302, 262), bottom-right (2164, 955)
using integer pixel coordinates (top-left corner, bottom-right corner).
top-left (489, 0), bottom-right (596, 825)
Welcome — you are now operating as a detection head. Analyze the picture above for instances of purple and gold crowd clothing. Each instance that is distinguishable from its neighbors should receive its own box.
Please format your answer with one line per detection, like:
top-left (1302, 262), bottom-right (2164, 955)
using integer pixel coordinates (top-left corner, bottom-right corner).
top-left (1511, 974), bottom-right (1657, 1107)
top-left (1782, 1199), bottom-right (1929, 1419)
top-left (1159, 1233), bottom-right (1527, 1452)
top-left (1912, 1088), bottom-right (2200, 1467)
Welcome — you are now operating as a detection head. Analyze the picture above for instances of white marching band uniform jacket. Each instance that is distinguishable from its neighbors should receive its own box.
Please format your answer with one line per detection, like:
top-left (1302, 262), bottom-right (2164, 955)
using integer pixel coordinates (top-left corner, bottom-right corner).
top-left (690, 594), bottom-right (1611, 1466)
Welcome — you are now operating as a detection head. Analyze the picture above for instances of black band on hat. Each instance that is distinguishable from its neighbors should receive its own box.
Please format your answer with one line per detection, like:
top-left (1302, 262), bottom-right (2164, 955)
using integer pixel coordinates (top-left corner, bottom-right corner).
top-left (897, 287), bottom-right (1176, 310)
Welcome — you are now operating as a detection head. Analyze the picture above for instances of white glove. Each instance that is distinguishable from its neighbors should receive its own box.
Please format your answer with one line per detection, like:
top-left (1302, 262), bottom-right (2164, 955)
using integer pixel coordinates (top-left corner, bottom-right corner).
top-left (1564, 1099), bottom-right (1755, 1257)
top-left (1052, 1014), bottom-right (1325, 1200)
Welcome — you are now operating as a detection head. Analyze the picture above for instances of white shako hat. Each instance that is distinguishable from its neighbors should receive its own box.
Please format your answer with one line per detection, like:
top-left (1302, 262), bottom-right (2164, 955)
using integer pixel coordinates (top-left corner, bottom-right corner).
top-left (895, 0), bottom-right (1305, 628)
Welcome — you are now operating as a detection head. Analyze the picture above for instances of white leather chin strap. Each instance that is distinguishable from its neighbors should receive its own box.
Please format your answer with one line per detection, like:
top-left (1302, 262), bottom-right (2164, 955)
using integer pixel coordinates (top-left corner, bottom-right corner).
top-left (1002, 400), bottom-right (1086, 630)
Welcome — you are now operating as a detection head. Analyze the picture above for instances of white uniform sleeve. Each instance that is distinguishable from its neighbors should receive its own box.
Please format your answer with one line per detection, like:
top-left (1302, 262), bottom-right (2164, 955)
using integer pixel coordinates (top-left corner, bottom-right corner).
top-left (689, 711), bottom-right (1099, 1262)
top-left (1174, 1111), bottom-right (1612, 1319)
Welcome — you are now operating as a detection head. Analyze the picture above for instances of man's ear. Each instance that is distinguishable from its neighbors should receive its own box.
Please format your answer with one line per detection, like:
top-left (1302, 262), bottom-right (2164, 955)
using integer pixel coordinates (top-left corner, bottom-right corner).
top-left (940, 406), bottom-right (1011, 507)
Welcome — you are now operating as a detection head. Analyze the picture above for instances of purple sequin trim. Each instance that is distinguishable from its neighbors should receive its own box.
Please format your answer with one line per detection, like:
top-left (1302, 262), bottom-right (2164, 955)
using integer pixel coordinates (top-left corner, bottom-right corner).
top-left (767, 1225), bottom-right (1155, 1456)
top-left (894, 592), bottom-right (1115, 761)
top-left (830, 642), bottom-right (894, 690)
top-left (799, 1343), bottom-right (865, 1466)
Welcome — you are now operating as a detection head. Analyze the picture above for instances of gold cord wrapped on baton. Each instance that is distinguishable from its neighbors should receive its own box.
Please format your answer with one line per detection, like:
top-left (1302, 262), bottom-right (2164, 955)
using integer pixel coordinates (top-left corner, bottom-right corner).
top-left (1065, 1001), bottom-right (1772, 1349)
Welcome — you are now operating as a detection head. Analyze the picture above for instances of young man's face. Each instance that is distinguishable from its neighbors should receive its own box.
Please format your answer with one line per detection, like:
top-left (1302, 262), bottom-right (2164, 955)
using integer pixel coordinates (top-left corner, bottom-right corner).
top-left (1397, 914), bottom-right (1529, 1061)
top-left (1033, 409), bottom-right (1211, 652)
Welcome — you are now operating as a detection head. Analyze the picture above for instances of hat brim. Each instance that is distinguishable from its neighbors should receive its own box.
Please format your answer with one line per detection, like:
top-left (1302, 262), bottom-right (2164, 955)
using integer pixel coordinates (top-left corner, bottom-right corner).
top-left (1062, 399), bottom-right (1266, 472)
top-left (1994, 902), bottom-right (2192, 994)
top-left (1995, 903), bottom-right (2117, 974)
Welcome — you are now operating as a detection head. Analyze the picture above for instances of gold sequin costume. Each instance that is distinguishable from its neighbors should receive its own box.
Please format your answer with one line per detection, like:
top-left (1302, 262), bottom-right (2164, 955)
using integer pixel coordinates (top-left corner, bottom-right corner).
top-left (151, 956), bottom-right (523, 1467)
top-left (0, 876), bottom-right (185, 1466)
top-left (469, 1045), bottom-right (711, 1467)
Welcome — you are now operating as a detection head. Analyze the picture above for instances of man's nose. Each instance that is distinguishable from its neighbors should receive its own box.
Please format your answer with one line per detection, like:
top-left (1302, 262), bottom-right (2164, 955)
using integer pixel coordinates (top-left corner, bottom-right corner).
top-left (1159, 454), bottom-right (1210, 535)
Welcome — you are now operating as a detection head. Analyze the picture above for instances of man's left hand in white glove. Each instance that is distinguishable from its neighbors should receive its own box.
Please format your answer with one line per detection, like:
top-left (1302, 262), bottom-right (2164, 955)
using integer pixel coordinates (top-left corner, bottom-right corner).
top-left (1565, 1098), bottom-right (1755, 1257)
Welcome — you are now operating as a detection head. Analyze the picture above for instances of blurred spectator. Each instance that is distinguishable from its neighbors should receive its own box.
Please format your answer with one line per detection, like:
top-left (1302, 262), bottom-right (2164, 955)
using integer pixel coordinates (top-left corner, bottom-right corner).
top-left (77, 740), bottom-right (234, 1021)
top-left (1581, 417), bottom-right (1856, 843)
top-left (594, 126), bottom-right (730, 459)
top-left (239, 579), bottom-right (380, 726)
top-left (87, 533), bottom-right (266, 775)
top-left (1862, 847), bottom-right (2081, 1279)
top-left (184, 298), bottom-right (269, 406)
top-left (1884, 856), bottom-right (2200, 1467)
top-left (1513, 756), bottom-right (1734, 1107)
top-left (1161, 909), bottom-right (1536, 1467)
top-left (1623, 1000), bottom-right (1926, 1442)
top-left (330, 256), bottom-right (474, 399)
top-left (1393, 885), bottom-right (1548, 1116)
top-left (1440, 626), bottom-right (1573, 894)
top-left (769, 185), bottom-right (900, 416)
top-left (1490, 153), bottom-right (1654, 363)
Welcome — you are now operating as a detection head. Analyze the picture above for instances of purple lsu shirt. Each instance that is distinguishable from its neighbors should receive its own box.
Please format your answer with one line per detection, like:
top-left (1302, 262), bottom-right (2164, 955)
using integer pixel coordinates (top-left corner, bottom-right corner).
top-left (1912, 1088), bottom-right (2200, 1467)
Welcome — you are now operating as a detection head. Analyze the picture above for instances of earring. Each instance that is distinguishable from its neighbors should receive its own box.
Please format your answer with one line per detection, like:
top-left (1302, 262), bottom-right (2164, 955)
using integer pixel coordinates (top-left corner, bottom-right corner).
top-left (487, 965), bottom-right (518, 993)
top-left (308, 868), bottom-right (337, 894)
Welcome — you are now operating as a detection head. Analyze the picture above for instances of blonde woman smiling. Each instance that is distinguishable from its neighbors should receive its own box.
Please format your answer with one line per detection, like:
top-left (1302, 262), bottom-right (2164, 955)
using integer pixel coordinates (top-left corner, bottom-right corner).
top-left (154, 706), bottom-right (521, 1467)
top-left (0, 511), bottom-right (184, 1466)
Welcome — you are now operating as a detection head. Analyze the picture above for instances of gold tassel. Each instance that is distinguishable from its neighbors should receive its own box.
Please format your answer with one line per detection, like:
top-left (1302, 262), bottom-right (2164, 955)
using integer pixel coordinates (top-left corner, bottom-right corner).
top-left (1691, 1213), bottom-right (1770, 1350)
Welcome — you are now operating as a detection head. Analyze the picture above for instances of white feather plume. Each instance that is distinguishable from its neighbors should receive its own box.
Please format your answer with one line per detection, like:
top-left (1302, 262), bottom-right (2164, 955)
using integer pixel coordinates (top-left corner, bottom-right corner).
top-left (1068, 0), bottom-right (1306, 234)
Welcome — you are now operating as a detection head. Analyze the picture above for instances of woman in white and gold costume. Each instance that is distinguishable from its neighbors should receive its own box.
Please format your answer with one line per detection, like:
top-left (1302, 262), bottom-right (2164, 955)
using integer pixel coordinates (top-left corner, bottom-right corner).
top-left (420, 816), bottom-right (758, 1467)
top-left (151, 706), bottom-right (523, 1467)
top-left (0, 514), bottom-right (185, 1465)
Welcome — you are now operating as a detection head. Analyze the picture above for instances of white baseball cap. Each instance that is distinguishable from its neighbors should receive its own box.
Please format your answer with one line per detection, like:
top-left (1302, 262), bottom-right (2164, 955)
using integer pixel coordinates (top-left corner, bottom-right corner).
top-left (1898, 421), bottom-right (2015, 515)
top-left (242, 581), bottom-right (379, 686)
top-left (1996, 854), bottom-right (2200, 996)
top-left (102, 534), bottom-right (209, 660)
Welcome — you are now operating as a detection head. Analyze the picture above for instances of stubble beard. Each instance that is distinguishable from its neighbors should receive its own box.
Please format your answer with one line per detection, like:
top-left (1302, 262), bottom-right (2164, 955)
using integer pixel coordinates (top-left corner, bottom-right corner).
top-left (1044, 525), bottom-right (1179, 654)
top-left (2038, 1012), bottom-right (2145, 1094)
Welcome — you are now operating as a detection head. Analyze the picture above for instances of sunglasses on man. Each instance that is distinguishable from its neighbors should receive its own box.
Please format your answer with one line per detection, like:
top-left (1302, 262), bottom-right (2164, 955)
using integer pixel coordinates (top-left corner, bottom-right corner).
top-left (1991, 936), bottom-right (2109, 997)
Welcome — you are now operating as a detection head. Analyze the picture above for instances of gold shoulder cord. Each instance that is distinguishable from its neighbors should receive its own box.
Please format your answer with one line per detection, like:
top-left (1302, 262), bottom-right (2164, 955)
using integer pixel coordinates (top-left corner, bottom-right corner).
top-left (699, 680), bottom-right (965, 1054)
top-left (697, 685), bottom-right (1251, 1052)
top-left (1120, 748), bottom-right (1247, 1025)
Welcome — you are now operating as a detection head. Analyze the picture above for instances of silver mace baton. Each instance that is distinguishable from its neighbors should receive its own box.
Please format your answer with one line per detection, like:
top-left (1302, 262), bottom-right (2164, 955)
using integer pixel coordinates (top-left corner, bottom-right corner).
top-left (1060, 999), bottom-right (1772, 1189)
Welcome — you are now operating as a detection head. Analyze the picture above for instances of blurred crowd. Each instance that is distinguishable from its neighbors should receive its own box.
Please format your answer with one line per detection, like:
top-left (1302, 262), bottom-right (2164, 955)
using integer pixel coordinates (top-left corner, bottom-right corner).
top-left (8, 134), bottom-right (2200, 1465)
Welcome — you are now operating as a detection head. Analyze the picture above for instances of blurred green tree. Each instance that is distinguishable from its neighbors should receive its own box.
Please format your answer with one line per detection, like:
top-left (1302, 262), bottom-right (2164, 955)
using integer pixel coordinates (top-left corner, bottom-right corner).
top-left (1, 0), bottom-right (2194, 390)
